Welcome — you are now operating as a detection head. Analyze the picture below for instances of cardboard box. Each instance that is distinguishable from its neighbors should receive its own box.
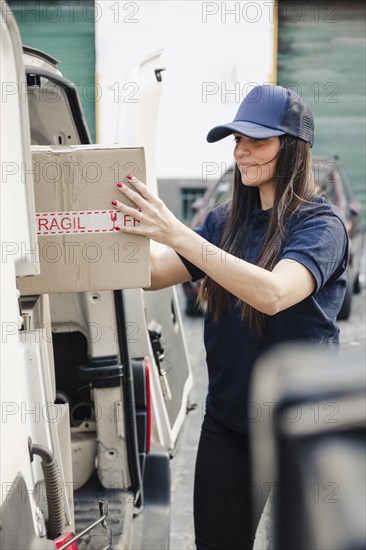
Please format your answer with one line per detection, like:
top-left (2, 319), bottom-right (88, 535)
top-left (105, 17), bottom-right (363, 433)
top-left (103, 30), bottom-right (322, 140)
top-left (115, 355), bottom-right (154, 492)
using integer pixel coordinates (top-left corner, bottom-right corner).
top-left (18, 145), bottom-right (150, 294)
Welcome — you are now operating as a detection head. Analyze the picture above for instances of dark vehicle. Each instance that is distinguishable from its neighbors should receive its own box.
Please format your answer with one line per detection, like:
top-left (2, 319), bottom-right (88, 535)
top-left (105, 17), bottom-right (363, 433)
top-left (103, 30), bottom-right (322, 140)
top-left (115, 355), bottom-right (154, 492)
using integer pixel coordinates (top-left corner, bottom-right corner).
top-left (183, 157), bottom-right (364, 320)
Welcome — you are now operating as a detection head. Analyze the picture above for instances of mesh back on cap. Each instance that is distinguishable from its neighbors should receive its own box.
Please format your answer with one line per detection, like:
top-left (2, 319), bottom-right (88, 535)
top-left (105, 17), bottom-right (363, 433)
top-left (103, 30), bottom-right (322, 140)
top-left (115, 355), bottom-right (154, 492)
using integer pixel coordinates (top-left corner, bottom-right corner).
top-left (280, 91), bottom-right (314, 146)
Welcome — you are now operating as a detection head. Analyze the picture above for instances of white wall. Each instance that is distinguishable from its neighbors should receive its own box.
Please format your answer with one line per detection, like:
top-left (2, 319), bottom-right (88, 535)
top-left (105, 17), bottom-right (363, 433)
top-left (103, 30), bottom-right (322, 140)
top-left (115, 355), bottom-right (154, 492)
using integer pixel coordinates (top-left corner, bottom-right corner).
top-left (96, 1), bottom-right (276, 180)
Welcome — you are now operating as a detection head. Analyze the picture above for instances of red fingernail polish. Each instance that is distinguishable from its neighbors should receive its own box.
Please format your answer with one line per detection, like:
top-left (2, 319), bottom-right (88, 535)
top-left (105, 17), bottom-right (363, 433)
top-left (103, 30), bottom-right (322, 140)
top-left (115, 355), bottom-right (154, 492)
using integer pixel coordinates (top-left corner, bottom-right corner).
top-left (126, 175), bottom-right (132, 180)
top-left (117, 182), bottom-right (123, 188)
top-left (111, 200), bottom-right (117, 206)
top-left (115, 226), bottom-right (121, 231)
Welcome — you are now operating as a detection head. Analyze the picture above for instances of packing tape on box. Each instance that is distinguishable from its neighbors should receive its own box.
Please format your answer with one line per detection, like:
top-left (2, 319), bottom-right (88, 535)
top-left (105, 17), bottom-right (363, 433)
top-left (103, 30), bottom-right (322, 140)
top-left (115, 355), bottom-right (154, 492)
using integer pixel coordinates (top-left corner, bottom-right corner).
top-left (35, 209), bottom-right (141, 236)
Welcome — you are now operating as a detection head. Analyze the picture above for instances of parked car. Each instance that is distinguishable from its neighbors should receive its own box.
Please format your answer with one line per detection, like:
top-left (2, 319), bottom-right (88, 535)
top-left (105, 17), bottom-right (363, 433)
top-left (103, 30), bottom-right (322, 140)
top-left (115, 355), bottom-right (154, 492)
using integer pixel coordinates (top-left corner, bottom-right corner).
top-left (1, 3), bottom-right (193, 548)
top-left (183, 157), bottom-right (364, 320)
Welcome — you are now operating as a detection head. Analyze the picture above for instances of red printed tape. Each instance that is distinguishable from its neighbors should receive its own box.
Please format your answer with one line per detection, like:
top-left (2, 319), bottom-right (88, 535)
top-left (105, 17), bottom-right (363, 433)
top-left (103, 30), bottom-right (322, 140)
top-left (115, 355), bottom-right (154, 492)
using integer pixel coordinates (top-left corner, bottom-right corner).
top-left (36, 209), bottom-right (141, 236)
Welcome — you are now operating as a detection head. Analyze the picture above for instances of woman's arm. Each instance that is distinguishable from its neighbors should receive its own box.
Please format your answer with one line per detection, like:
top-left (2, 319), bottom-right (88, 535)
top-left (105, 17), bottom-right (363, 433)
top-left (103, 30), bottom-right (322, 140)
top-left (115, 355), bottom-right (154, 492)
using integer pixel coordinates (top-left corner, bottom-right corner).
top-left (147, 246), bottom-right (192, 291)
top-left (170, 228), bottom-right (316, 315)
top-left (113, 178), bottom-right (316, 314)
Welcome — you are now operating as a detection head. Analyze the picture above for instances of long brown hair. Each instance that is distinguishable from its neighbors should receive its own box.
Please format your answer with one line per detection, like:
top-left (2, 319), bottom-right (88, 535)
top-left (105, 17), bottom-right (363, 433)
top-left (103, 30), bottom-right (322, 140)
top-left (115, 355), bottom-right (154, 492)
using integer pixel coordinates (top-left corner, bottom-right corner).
top-left (198, 135), bottom-right (320, 337)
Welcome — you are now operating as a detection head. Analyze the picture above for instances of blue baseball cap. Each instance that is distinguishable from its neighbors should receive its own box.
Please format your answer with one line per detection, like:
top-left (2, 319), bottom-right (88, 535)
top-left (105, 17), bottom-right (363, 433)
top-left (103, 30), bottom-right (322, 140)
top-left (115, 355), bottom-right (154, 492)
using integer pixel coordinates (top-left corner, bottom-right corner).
top-left (207, 84), bottom-right (314, 147)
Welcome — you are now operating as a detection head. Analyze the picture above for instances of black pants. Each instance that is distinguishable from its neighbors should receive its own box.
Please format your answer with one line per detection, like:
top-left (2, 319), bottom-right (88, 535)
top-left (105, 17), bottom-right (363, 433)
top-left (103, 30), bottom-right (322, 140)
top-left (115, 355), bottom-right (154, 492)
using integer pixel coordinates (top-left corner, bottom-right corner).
top-left (194, 414), bottom-right (257, 550)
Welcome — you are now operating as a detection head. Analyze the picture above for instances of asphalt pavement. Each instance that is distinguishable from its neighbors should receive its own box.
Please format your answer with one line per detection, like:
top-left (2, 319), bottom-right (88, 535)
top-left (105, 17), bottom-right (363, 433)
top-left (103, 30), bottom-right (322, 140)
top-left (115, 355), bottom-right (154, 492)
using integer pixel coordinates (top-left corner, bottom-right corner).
top-left (169, 280), bottom-right (366, 550)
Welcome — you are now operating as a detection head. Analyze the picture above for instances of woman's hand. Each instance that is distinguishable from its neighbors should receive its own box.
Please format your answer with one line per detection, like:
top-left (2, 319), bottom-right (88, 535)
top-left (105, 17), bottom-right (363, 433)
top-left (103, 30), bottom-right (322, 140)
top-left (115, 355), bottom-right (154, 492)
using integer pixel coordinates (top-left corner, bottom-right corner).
top-left (111, 176), bottom-right (185, 248)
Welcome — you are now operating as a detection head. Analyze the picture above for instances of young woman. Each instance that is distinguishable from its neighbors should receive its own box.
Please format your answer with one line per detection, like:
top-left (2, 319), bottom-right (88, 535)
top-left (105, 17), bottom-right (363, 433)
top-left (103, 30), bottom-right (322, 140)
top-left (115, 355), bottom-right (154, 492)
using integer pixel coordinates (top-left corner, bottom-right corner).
top-left (112, 85), bottom-right (349, 549)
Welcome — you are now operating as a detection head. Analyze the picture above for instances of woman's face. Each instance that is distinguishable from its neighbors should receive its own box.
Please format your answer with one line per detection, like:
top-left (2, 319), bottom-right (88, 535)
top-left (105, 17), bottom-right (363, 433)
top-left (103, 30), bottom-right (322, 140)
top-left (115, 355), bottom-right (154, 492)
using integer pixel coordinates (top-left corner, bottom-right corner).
top-left (233, 134), bottom-right (281, 189)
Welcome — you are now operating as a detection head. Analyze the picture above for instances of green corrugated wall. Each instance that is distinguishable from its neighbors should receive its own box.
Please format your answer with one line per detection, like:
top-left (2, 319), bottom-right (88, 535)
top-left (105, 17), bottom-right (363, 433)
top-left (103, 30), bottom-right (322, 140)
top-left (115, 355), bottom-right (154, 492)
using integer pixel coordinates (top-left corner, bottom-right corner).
top-left (278, 1), bottom-right (365, 222)
top-left (8, 0), bottom-right (96, 142)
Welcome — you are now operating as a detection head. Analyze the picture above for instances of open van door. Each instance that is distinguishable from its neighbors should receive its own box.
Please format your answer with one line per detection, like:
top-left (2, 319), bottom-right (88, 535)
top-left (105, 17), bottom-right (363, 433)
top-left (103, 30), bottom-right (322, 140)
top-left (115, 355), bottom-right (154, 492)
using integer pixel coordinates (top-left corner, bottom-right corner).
top-left (115, 51), bottom-right (194, 451)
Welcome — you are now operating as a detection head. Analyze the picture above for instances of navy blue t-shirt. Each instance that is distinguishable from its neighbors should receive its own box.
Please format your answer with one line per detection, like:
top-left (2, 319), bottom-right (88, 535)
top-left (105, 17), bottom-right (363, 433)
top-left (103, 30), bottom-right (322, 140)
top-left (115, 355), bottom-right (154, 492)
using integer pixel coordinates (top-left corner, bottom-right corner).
top-left (178, 196), bottom-right (349, 435)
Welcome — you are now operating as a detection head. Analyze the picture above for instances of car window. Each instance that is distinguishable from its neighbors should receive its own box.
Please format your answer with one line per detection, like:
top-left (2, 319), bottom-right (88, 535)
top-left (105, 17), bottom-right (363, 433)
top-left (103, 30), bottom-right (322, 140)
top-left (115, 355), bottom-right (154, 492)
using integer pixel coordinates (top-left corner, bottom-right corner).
top-left (208, 181), bottom-right (232, 208)
top-left (339, 166), bottom-right (355, 204)
top-left (312, 160), bottom-right (340, 205)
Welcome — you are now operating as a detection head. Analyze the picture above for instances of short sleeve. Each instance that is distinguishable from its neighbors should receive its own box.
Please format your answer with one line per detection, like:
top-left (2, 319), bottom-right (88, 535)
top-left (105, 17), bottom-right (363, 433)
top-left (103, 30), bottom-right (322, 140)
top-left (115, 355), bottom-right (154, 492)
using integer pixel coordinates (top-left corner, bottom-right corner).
top-left (280, 206), bottom-right (349, 291)
top-left (176, 206), bottom-right (226, 282)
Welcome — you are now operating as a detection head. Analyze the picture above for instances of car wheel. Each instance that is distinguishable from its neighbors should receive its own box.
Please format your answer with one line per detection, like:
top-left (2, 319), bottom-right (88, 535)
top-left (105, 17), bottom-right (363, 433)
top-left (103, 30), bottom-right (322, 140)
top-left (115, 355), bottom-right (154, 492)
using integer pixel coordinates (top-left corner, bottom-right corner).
top-left (337, 281), bottom-right (353, 320)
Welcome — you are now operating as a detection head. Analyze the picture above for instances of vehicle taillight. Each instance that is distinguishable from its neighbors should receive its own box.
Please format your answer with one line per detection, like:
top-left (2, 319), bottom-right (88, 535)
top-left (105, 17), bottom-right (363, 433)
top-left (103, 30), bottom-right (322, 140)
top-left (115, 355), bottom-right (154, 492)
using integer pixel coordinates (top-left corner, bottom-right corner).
top-left (54, 531), bottom-right (79, 549)
top-left (145, 357), bottom-right (152, 453)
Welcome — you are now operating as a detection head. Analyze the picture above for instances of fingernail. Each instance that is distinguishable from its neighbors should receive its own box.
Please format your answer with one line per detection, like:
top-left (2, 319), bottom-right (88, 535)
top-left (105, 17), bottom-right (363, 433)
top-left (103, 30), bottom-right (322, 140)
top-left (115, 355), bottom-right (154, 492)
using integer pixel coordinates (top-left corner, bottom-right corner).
top-left (115, 226), bottom-right (121, 231)
top-left (117, 182), bottom-right (123, 188)
top-left (126, 175), bottom-right (132, 180)
top-left (111, 200), bottom-right (117, 206)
